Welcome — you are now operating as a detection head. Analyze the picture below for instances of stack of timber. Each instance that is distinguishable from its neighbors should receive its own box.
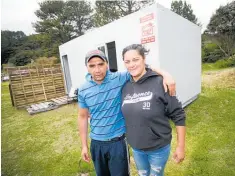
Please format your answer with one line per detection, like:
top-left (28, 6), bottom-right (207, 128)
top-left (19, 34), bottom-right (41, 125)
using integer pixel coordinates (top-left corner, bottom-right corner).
top-left (26, 96), bottom-right (74, 115)
top-left (51, 96), bottom-right (74, 105)
top-left (26, 101), bottom-right (58, 115)
top-left (7, 64), bottom-right (66, 108)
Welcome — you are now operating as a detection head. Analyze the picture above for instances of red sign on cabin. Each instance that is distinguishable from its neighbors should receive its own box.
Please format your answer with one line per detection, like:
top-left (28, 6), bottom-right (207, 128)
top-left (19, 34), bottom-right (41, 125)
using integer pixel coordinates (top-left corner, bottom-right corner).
top-left (141, 36), bottom-right (155, 44)
top-left (141, 23), bottom-right (154, 37)
top-left (140, 13), bottom-right (154, 23)
top-left (140, 13), bottom-right (155, 44)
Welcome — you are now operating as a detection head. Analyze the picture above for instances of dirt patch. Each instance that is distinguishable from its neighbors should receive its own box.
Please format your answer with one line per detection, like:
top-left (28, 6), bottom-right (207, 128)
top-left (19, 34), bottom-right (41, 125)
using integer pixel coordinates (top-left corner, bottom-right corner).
top-left (202, 68), bottom-right (235, 88)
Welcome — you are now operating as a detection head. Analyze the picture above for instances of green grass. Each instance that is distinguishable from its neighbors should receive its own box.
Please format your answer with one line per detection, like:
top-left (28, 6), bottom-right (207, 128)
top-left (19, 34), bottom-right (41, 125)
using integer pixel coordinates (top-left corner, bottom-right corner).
top-left (202, 63), bottom-right (221, 72)
top-left (2, 66), bottom-right (235, 176)
top-left (1, 84), bottom-right (95, 176)
top-left (202, 55), bottom-right (235, 72)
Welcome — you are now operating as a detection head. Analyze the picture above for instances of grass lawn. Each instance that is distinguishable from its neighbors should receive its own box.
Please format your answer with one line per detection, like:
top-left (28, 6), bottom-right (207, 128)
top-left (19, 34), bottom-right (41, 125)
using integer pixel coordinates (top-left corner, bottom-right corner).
top-left (1, 67), bottom-right (235, 176)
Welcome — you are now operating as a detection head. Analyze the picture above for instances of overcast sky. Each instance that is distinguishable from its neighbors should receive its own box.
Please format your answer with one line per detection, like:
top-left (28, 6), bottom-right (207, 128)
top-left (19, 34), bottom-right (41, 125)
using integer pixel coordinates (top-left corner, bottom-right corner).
top-left (1, 0), bottom-right (233, 35)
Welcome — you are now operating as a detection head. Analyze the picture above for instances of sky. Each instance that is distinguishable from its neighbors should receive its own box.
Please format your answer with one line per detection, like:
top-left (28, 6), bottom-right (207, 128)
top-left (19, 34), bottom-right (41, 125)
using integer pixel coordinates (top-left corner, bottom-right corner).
top-left (1, 0), bottom-right (233, 35)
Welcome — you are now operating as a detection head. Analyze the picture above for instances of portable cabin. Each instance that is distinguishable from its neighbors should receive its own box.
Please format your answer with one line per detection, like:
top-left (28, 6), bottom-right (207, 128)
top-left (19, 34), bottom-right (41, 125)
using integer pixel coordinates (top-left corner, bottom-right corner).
top-left (59, 3), bottom-right (201, 107)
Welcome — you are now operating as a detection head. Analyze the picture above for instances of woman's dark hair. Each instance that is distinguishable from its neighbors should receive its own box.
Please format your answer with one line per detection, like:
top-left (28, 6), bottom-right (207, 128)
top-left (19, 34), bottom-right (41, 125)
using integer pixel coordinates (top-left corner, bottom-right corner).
top-left (122, 44), bottom-right (149, 60)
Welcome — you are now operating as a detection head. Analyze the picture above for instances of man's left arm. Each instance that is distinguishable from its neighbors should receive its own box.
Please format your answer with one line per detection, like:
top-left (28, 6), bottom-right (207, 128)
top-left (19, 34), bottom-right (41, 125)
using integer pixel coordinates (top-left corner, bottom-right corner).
top-left (150, 67), bottom-right (176, 96)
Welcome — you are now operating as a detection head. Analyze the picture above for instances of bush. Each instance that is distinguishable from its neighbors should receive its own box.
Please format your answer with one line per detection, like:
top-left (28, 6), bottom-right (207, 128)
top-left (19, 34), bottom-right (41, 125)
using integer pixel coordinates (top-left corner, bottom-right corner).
top-left (214, 55), bottom-right (235, 68)
top-left (202, 42), bottom-right (225, 63)
top-left (8, 54), bottom-right (31, 66)
top-left (28, 57), bottom-right (59, 66)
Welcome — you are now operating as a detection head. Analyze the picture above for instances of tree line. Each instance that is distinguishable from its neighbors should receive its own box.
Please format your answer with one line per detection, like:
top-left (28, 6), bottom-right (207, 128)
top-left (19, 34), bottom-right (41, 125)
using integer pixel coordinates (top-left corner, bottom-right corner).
top-left (1, 0), bottom-right (234, 66)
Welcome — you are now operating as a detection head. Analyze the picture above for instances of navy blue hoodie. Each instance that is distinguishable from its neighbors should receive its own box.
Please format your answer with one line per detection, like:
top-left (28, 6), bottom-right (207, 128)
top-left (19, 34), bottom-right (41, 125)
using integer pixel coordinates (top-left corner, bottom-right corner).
top-left (121, 68), bottom-right (186, 151)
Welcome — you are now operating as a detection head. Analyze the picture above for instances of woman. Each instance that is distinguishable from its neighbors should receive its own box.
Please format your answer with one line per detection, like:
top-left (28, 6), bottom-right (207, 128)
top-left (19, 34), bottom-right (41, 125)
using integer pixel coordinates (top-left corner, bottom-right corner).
top-left (121, 44), bottom-right (186, 176)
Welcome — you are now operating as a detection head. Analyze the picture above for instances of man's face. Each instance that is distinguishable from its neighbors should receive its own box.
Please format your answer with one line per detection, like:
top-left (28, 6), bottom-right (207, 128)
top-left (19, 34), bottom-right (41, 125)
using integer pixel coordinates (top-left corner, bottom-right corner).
top-left (87, 57), bottom-right (108, 84)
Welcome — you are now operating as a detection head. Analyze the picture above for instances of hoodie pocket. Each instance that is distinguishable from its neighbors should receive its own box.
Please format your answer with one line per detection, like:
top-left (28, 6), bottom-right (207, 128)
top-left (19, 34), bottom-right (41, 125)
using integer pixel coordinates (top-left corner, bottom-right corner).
top-left (149, 127), bottom-right (161, 138)
top-left (126, 125), bottom-right (160, 149)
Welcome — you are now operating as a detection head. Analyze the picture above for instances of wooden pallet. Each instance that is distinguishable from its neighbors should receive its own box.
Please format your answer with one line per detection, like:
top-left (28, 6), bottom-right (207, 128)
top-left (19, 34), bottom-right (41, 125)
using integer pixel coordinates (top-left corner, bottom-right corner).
top-left (27, 102), bottom-right (59, 115)
top-left (7, 64), bottom-right (66, 108)
top-left (51, 96), bottom-right (73, 105)
top-left (26, 96), bottom-right (74, 115)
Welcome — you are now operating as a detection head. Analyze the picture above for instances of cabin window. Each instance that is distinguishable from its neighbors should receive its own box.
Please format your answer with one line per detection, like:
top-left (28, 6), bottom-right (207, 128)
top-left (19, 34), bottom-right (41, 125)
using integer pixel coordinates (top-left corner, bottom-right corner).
top-left (106, 41), bottom-right (118, 72)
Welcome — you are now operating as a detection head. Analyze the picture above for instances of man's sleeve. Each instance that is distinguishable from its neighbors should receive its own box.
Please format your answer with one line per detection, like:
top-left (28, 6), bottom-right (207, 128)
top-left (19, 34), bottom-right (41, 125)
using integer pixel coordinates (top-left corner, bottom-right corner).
top-left (77, 89), bottom-right (88, 108)
top-left (119, 71), bottom-right (131, 83)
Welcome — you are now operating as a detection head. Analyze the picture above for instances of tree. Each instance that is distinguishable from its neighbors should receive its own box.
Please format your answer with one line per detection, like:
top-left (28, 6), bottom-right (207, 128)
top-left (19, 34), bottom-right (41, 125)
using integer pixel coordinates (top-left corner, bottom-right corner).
top-left (8, 51), bottom-right (32, 66)
top-left (33, 1), bottom-right (74, 44)
top-left (33, 1), bottom-right (93, 44)
top-left (115, 0), bottom-right (154, 16)
top-left (171, 0), bottom-right (200, 25)
top-left (1, 30), bottom-right (26, 64)
top-left (93, 0), bottom-right (154, 27)
top-left (205, 1), bottom-right (235, 57)
top-left (93, 1), bottom-right (121, 27)
top-left (1, 31), bottom-right (61, 66)
top-left (21, 34), bottom-right (60, 58)
top-left (202, 42), bottom-right (225, 63)
top-left (66, 1), bottom-right (93, 36)
top-left (207, 1), bottom-right (235, 35)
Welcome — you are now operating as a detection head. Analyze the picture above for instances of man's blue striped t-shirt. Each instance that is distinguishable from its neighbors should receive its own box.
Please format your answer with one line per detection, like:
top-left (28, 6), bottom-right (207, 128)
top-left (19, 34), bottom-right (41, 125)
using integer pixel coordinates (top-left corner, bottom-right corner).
top-left (78, 70), bottom-right (130, 141)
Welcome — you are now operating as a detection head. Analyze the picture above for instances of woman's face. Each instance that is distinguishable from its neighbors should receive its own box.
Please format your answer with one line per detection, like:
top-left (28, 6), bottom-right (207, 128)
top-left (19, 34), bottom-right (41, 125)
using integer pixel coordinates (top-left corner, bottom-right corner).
top-left (123, 49), bottom-right (145, 78)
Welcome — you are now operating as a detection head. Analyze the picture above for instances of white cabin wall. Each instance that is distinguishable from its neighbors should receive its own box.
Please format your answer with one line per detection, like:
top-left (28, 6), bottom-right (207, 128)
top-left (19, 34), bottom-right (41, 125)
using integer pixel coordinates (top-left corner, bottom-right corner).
top-left (156, 4), bottom-right (201, 105)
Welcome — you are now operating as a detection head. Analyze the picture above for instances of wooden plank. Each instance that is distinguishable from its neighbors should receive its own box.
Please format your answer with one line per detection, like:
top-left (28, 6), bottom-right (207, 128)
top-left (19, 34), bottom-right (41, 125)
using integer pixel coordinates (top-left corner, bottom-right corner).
top-left (58, 96), bottom-right (67, 101)
top-left (15, 99), bottom-right (27, 103)
top-left (38, 102), bottom-right (48, 109)
top-left (28, 69), bottom-right (36, 101)
top-left (36, 103), bottom-right (44, 109)
top-left (55, 91), bottom-right (65, 94)
top-left (54, 82), bottom-right (64, 85)
top-left (31, 104), bottom-right (40, 111)
top-left (35, 95), bottom-right (46, 99)
top-left (14, 91), bottom-right (25, 95)
top-left (44, 86), bottom-right (56, 89)
top-left (18, 67), bottom-right (27, 103)
top-left (11, 84), bottom-right (24, 88)
top-left (51, 97), bottom-right (68, 104)
top-left (35, 104), bottom-right (43, 109)
top-left (51, 98), bottom-right (63, 104)
top-left (50, 65), bottom-right (57, 98)
top-left (34, 91), bottom-right (44, 95)
top-left (45, 91), bottom-right (57, 95)
top-left (55, 88), bottom-right (65, 91)
top-left (36, 67), bottom-right (47, 101)
top-left (13, 82), bottom-right (41, 86)
top-left (54, 86), bottom-right (64, 89)
top-left (45, 95), bottom-right (63, 99)
top-left (26, 102), bottom-right (59, 115)
top-left (54, 84), bottom-right (64, 87)
top-left (14, 97), bottom-right (26, 101)
top-left (56, 97), bottom-right (66, 103)
top-left (14, 95), bottom-right (26, 99)
top-left (25, 100), bottom-right (35, 104)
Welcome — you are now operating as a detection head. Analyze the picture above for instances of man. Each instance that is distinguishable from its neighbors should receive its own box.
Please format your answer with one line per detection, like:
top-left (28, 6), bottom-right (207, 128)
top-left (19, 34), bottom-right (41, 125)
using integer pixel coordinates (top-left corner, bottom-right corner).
top-left (78, 49), bottom-right (176, 176)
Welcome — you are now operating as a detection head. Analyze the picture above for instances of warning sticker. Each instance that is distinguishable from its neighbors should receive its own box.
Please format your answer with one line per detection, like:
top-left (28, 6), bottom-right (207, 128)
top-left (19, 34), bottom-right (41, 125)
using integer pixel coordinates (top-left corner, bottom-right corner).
top-left (140, 13), bottom-right (155, 44)
top-left (141, 36), bottom-right (155, 44)
top-left (140, 13), bottom-right (154, 23)
top-left (142, 23), bottom-right (154, 37)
